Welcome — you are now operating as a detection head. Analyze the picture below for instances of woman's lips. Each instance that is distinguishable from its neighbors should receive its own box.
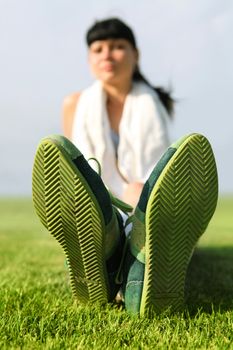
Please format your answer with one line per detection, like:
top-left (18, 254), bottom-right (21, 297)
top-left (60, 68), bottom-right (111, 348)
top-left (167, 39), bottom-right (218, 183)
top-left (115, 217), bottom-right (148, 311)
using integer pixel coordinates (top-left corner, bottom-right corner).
top-left (102, 63), bottom-right (115, 72)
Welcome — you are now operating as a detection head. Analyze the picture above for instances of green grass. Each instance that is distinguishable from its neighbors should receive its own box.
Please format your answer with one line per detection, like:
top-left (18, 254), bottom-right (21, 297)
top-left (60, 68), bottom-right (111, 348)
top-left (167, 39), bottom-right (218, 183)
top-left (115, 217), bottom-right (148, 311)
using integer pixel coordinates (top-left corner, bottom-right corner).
top-left (0, 197), bottom-right (233, 349)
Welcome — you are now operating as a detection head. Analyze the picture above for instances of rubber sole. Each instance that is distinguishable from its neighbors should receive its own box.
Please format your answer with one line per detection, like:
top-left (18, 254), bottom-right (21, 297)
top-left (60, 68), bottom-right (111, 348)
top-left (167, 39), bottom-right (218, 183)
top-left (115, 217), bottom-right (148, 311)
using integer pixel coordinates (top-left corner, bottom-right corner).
top-left (140, 134), bottom-right (218, 315)
top-left (32, 138), bottom-right (110, 304)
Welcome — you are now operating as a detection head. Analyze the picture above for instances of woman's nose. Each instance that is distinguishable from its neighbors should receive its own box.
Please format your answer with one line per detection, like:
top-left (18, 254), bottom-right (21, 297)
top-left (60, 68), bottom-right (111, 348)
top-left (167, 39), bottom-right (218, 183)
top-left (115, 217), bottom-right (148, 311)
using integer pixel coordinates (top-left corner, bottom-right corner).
top-left (102, 47), bottom-right (112, 59)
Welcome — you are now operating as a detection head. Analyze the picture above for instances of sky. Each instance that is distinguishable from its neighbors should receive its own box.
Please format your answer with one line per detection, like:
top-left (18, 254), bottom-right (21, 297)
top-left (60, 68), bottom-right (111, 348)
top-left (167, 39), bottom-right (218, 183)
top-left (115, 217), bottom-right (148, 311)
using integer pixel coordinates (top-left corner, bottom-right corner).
top-left (0, 0), bottom-right (232, 195)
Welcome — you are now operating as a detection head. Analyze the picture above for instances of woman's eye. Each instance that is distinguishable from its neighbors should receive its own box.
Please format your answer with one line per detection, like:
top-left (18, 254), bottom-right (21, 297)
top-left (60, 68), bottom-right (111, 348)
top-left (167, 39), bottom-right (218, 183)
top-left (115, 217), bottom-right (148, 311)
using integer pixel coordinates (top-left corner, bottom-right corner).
top-left (114, 44), bottom-right (125, 50)
top-left (93, 47), bottom-right (102, 53)
top-left (90, 45), bottom-right (103, 53)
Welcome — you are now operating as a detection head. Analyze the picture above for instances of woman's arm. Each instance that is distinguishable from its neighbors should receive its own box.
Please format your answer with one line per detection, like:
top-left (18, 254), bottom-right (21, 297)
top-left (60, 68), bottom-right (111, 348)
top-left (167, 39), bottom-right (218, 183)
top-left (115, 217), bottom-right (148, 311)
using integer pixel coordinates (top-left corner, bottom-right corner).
top-left (62, 93), bottom-right (81, 139)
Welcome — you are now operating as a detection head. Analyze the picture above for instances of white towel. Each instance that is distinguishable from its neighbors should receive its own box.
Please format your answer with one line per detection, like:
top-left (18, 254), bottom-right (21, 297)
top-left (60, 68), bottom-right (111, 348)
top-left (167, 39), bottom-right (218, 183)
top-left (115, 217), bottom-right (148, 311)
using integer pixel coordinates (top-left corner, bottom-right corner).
top-left (72, 80), bottom-right (170, 199)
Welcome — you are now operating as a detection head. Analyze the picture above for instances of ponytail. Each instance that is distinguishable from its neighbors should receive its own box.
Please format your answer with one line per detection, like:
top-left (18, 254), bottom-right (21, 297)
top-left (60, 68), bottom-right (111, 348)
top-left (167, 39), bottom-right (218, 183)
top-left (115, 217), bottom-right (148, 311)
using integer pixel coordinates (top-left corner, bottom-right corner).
top-left (133, 66), bottom-right (174, 118)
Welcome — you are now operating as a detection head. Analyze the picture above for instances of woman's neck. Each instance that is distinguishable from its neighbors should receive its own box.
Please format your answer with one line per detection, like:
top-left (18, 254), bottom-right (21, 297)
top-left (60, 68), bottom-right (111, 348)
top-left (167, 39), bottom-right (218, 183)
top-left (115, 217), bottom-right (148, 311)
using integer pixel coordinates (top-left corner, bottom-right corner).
top-left (102, 81), bottom-right (132, 133)
top-left (102, 80), bottom-right (132, 104)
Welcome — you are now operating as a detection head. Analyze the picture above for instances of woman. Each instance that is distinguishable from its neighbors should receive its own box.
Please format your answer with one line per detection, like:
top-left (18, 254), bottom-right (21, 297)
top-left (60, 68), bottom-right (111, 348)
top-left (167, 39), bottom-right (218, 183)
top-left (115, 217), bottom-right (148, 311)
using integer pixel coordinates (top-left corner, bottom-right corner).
top-left (32, 18), bottom-right (218, 316)
top-left (62, 18), bottom-right (173, 207)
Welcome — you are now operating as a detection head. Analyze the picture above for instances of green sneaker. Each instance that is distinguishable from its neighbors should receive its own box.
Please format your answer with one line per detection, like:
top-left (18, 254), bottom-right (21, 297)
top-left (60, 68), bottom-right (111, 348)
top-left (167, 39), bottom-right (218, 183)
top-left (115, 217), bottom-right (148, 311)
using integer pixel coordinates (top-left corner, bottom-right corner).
top-left (32, 135), bottom-right (130, 304)
top-left (123, 133), bottom-right (218, 316)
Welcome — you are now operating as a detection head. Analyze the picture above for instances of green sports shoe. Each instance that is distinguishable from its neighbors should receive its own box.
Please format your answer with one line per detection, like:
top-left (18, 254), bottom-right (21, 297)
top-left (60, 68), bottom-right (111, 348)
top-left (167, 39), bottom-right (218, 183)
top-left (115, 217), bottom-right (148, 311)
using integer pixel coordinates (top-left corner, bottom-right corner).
top-left (32, 135), bottom-right (130, 304)
top-left (123, 133), bottom-right (218, 316)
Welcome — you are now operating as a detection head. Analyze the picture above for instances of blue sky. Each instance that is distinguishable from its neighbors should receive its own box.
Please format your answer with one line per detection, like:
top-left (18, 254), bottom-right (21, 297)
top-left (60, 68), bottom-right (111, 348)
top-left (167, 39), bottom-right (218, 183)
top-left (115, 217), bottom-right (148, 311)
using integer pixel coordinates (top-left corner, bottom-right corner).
top-left (0, 0), bottom-right (232, 195)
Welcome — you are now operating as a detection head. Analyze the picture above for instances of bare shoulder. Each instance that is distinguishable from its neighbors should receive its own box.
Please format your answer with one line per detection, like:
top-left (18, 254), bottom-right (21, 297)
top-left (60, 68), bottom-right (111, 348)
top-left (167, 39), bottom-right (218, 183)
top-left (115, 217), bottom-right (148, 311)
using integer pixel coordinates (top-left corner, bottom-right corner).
top-left (63, 92), bottom-right (81, 109)
top-left (62, 92), bottom-right (82, 139)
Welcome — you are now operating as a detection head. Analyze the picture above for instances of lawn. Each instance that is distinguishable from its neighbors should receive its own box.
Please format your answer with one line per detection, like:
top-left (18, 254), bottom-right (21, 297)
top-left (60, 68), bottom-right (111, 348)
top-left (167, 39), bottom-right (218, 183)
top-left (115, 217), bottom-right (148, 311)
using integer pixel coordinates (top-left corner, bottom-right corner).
top-left (0, 197), bottom-right (233, 349)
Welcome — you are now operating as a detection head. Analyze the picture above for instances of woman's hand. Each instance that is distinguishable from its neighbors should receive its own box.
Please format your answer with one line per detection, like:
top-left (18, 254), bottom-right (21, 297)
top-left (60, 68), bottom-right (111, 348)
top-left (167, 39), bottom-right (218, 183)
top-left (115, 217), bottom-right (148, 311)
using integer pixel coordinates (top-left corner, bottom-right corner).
top-left (123, 182), bottom-right (144, 208)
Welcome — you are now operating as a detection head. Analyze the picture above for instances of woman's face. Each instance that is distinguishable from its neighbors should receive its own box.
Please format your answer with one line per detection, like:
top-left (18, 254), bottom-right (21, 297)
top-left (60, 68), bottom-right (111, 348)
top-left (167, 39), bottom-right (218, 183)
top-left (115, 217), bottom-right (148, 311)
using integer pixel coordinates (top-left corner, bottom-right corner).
top-left (88, 39), bottom-right (138, 85)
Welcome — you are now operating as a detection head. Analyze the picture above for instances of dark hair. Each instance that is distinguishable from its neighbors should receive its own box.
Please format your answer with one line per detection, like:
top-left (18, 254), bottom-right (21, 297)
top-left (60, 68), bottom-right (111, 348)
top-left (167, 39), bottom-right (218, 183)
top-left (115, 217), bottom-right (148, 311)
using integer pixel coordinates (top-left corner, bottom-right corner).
top-left (86, 18), bottom-right (174, 117)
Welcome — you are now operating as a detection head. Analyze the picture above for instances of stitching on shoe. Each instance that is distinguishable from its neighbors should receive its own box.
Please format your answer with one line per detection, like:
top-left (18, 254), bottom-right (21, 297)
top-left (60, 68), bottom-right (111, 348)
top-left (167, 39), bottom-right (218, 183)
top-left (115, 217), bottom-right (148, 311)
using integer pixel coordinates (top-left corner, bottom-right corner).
top-left (126, 280), bottom-right (143, 287)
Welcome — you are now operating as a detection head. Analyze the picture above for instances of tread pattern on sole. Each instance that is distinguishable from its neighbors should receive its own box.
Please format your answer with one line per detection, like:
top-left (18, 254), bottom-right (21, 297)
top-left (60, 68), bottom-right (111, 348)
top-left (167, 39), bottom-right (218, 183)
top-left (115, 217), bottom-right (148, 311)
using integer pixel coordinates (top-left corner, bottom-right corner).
top-left (141, 134), bottom-right (218, 314)
top-left (32, 141), bottom-right (109, 304)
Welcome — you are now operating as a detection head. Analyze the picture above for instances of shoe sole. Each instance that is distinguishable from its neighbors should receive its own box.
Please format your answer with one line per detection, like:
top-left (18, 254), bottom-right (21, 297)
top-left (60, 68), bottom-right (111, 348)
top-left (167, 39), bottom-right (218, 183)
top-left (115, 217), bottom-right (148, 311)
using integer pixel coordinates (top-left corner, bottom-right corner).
top-left (32, 138), bottom-right (110, 304)
top-left (140, 134), bottom-right (218, 315)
